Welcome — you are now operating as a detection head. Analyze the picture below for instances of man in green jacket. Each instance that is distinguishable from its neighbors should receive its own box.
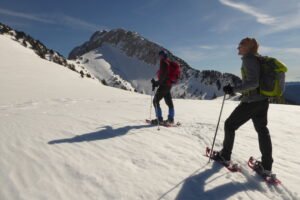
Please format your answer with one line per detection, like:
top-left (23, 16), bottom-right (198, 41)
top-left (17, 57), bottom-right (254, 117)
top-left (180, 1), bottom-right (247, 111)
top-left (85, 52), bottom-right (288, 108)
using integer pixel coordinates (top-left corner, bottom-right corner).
top-left (215, 37), bottom-right (273, 176)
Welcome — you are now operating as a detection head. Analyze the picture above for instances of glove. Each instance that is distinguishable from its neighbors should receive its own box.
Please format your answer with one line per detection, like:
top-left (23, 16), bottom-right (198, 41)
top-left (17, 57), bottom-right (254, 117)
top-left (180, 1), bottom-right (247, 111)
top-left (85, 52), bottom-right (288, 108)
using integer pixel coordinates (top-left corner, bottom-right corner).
top-left (223, 84), bottom-right (234, 95)
top-left (151, 78), bottom-right (159, 91)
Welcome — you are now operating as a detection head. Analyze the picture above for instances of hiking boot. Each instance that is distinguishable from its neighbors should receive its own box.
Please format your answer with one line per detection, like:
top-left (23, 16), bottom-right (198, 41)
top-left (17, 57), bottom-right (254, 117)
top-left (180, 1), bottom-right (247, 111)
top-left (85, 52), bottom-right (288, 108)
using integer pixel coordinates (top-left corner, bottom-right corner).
top-left (211, 151), bottom-right (231, 166)
top-left (150, 118), bottom-right (163, 125)
top-left (164, 118), bottom-right (174, 125)
top-left (253, 160), bottom-right (272, 177)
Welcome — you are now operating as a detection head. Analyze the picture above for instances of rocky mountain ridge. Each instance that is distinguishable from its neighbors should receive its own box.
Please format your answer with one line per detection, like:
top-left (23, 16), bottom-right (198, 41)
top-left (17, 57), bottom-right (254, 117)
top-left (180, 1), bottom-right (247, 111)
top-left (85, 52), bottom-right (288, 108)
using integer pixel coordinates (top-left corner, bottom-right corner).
top-left (69, 28), bottom-right (241, 99)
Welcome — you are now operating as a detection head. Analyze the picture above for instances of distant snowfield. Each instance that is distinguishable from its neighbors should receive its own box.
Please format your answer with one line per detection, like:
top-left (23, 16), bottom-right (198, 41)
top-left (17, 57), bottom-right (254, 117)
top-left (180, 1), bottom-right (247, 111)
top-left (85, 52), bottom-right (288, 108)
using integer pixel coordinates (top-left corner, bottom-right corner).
top-left (1, 35), bottom-right (300, 200)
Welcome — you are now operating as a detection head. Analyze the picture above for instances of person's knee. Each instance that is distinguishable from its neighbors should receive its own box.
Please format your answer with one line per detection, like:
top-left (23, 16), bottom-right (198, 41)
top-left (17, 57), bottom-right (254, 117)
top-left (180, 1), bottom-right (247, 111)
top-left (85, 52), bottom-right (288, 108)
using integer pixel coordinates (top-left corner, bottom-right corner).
top-left (254, 125), bottom-right (269, 135)
top-left (167, 103), bottom-right (174, 109)
top-left (153, 98), bottom-right (159, 106)
top-left (225, 118), bottom-right (236, 132)
top-left (167, 98), bottom-right (174, 107)
top-left (165, 98), bottom-right (173, 108)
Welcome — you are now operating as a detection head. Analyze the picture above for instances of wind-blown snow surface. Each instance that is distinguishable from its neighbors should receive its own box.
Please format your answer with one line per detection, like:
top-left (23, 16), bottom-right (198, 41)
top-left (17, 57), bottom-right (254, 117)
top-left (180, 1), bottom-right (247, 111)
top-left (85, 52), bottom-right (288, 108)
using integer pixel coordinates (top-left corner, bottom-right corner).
top-left (1, 35), bottom-right (300, 200)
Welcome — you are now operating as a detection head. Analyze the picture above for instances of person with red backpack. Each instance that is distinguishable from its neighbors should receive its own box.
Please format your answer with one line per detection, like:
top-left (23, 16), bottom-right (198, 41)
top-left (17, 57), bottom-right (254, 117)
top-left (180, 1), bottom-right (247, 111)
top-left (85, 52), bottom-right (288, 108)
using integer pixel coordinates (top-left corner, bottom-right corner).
top-left (150, 50), bottom-right (180, 125)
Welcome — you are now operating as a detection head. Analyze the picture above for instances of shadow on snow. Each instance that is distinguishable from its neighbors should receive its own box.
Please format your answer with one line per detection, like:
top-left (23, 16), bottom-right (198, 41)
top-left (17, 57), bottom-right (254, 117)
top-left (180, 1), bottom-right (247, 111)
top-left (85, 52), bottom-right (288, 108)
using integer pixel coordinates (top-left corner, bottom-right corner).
top-left (159, 162), bottom-right (257, 200)
top-left (48, 124), bottom-right (151, 144)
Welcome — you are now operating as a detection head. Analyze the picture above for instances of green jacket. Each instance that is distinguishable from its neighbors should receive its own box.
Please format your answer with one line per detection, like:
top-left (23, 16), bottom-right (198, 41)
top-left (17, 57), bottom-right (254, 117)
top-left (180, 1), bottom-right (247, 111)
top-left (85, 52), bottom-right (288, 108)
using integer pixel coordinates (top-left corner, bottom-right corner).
top-left (234, 53), bottom-right (267, 103)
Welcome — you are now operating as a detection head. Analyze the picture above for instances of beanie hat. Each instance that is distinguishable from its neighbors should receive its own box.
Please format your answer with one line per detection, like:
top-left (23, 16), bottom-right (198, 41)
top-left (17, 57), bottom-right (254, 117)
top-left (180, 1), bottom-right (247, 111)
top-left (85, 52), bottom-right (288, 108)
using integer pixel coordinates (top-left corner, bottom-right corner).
top-left (158, 50), bottom-right (168, 58)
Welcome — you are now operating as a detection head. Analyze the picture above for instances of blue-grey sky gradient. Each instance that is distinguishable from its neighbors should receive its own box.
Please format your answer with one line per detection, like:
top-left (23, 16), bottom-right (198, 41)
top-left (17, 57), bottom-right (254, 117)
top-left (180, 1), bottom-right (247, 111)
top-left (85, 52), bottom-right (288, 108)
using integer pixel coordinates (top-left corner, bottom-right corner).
top-left (1, 0), bottom-right (299, 80)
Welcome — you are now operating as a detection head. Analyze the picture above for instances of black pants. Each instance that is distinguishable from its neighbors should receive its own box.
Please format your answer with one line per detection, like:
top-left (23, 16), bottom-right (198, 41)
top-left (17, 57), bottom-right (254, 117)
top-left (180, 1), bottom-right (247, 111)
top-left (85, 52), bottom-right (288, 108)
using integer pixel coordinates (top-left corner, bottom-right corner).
top-left (153, 85), bottom-right (174, 120)
top-left (222, 99), bottom-right (273, 170)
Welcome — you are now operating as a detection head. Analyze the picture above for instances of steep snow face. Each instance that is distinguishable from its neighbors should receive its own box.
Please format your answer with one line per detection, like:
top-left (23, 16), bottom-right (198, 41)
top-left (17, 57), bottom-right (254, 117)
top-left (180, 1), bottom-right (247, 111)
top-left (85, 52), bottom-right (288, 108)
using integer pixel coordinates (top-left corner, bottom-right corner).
top-left (69, 29), bottom-right (241, 99)
top-left (0, 22), bottom-right (94, 80)
top-left (0, 35), bottom-right (100, 104)
top-left (78, 43), bottom-right (156, 93)
top-left (1, 34), bottom-right (300, 200)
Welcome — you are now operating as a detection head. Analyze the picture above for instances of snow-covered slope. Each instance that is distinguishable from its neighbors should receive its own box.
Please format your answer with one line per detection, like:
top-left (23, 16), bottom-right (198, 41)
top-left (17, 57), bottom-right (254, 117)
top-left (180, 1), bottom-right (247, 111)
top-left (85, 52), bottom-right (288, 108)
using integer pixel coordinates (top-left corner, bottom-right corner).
top-left (69, 29), bottom-right (241, 99)
top-left (0, 22), bottom-right (94, 80)
top-left (75, 43), bottom-right (152, 92)
top-left (284, 82), bottom-right (300, 105)
top-left (1, 34), bottom-right (300, 200)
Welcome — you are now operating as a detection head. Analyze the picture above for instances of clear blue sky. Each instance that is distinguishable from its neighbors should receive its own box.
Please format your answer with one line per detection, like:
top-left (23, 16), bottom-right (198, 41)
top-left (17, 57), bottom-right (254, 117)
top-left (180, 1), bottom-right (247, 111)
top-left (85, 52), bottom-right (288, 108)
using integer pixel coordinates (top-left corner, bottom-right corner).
top-left (1, 0), bottom-right (299, 81)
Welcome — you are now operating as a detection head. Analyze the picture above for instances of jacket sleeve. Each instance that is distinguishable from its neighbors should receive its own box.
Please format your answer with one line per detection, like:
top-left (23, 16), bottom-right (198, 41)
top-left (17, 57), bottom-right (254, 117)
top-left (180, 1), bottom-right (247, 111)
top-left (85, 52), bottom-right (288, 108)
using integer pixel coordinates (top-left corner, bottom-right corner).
top-left (234, 57), bottom-right (260, 93)
top-left (158, 60), bottom-right (169, 86)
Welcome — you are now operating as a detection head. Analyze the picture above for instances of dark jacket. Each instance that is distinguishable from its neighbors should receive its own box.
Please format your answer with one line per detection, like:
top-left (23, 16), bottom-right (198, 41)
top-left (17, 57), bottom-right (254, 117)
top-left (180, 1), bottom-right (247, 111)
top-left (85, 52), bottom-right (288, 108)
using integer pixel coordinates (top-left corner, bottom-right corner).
top-left (234, 53), bottom-right (267, 103)
top-left (157, 59), bottom-right (170, 87)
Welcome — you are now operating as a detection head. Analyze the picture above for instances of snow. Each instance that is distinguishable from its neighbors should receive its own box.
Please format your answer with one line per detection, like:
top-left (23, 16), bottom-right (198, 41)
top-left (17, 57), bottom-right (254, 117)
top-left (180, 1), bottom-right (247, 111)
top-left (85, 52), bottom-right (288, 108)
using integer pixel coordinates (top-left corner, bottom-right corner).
top-left (77, 43), bottom-right (156, 93)
top-left (1, 34), bottom-right (300, 200)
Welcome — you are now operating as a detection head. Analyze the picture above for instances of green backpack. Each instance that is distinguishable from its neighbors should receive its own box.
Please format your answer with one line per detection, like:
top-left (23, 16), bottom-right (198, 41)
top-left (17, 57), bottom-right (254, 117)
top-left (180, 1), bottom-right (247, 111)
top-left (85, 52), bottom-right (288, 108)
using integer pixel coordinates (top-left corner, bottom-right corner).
top-left (257, 56), bottom-right (288, 97)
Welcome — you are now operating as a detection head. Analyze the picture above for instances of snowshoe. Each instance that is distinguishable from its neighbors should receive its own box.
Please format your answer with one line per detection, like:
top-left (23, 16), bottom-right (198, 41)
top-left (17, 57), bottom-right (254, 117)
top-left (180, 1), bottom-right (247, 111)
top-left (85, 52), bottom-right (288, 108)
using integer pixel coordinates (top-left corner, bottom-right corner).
top-left (206, 147), bottom-right (240, 172)
top-left (248, 156), bottom-right (281, 185)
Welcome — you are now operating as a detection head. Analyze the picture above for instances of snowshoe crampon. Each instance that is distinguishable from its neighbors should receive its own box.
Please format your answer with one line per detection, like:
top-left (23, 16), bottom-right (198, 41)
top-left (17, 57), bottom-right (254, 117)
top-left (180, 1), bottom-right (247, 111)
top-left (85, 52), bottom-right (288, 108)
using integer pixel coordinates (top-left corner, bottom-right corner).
top-left (206, 147), bottom-right (240, 172)
top-left (248, 156), bottom-right (281, 185)
top-left (145, 119), bottom-right (181, 127)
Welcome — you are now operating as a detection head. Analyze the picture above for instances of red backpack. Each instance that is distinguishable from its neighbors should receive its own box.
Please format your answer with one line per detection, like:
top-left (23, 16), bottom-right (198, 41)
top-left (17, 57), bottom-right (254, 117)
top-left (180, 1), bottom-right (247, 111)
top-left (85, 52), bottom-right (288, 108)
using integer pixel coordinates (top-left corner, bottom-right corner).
top-left (157, 59), bottom-right (181, 85)
top-left (167, 60), bottom-right (181, 84)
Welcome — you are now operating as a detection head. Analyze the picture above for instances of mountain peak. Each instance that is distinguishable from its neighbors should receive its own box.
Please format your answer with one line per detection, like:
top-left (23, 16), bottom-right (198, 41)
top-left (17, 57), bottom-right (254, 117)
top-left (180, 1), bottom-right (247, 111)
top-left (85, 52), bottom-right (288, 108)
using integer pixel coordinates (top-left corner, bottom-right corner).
top-left (68, 28), bottom-right (241, 99)
top-left (69, 28), bottom-right (164, 66)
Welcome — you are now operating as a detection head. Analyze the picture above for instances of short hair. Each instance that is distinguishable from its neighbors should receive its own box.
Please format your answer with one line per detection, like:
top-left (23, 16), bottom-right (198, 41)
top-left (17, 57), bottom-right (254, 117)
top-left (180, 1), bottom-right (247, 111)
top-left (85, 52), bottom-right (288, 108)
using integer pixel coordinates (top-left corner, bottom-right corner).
top-left (239, 37), bottom-right (259, 54)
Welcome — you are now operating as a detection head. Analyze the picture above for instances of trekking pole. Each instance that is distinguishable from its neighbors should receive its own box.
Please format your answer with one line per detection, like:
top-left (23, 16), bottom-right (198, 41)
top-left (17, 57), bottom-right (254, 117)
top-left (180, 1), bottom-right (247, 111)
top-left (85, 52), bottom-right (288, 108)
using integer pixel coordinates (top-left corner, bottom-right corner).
top-left (149, 88), bottom-right (155, 120)
top-left (153, 89), bottom-right (160, 131)
top-left (208, 94), bottom-right (226, 163)
top-left (154, 102), bottom-right (160, 131)
top-left (149, 89), bottom-right (154, 120)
